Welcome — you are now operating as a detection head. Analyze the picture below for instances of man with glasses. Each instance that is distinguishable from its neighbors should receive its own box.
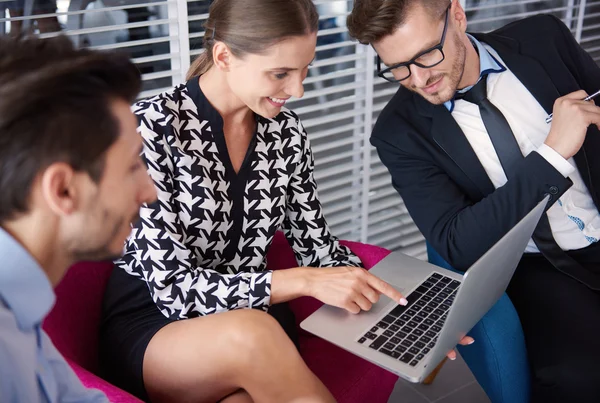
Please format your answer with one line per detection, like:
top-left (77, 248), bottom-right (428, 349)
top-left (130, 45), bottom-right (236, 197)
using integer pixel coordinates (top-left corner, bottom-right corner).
top-left (348, 0), bottom-right (600, 402)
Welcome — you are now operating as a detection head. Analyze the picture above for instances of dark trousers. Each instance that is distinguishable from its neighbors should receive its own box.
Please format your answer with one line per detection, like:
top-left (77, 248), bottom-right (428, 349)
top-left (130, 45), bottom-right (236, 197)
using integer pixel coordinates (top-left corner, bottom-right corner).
top-left (506, 241), bottom-right (600, 403)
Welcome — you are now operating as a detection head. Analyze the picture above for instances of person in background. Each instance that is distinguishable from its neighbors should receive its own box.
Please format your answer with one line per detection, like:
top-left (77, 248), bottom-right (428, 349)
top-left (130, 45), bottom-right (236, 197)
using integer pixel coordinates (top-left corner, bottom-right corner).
top-left (347, 0), bottom-right (600, 401)
top-left (6, 0), bottom-right (61, 35)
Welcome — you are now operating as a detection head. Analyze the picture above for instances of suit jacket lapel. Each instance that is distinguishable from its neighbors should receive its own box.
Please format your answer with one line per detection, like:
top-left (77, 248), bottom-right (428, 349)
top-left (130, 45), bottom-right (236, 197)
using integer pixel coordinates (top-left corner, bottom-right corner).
top-left (415, 95), bottom-right (495, 197)
top-left (474, 32), bottom-right (561, 115)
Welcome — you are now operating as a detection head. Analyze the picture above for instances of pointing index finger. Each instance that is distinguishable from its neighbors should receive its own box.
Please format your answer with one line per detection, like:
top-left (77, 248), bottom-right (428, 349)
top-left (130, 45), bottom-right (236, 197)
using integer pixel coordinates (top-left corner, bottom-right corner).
top-left (366, 273), bottom-right (408, 306)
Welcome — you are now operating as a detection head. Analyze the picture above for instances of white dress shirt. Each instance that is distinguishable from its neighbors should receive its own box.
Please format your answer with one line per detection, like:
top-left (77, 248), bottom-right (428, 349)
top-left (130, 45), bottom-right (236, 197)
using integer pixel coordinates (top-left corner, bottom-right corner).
top-left (449, 37), bottom-right (600, 252)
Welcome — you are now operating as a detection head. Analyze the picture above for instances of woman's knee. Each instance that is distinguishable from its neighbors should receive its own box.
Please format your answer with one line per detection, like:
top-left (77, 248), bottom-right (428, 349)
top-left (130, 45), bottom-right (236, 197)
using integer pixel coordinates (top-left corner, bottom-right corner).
top-left (223, 309), bottom-right (293, 353)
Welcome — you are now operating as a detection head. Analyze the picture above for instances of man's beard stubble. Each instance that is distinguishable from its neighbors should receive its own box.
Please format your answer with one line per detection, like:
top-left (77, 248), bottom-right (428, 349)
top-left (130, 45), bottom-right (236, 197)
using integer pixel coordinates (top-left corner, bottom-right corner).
top-left (410, 33), bottom-right (467, 105)
top-left (71, 209), bottom-right (137, 262)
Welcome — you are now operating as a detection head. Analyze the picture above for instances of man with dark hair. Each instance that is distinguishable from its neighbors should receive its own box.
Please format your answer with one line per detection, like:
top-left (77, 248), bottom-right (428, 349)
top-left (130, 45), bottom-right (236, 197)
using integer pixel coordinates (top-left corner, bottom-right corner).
top-left (0, 35), bottom-right (157, 401)
top-left (348, 0), bottom-right (600, 401)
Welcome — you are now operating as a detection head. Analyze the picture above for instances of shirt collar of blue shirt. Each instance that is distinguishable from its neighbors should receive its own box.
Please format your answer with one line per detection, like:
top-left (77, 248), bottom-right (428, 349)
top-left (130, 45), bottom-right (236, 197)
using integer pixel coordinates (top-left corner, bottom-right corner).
top-left (0, 226), bottom-right (55, 330)
top-left (444, 34), bottom-right (507, 113)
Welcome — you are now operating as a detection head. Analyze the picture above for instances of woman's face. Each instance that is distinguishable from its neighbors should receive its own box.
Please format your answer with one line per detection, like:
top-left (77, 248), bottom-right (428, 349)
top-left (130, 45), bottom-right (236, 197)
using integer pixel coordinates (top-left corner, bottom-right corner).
top-left (225, 32), bottom-right (317, 119)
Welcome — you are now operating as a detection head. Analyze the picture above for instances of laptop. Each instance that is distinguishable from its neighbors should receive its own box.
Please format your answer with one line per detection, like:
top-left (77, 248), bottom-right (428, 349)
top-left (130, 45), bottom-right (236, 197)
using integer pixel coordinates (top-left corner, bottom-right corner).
top-left (300, 197), bottom-right (548, 383)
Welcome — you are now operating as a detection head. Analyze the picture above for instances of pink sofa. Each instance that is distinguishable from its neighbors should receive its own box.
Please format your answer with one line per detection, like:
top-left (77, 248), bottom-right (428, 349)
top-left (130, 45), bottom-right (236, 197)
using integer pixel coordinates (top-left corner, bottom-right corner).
top-left (43, 232), bottom-right (399, 402)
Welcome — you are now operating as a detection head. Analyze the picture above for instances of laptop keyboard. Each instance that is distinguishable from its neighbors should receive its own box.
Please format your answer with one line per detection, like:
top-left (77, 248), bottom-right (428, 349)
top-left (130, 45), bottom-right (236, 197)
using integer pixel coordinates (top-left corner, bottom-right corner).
top-left (357, 272), bottom-right (461, 368)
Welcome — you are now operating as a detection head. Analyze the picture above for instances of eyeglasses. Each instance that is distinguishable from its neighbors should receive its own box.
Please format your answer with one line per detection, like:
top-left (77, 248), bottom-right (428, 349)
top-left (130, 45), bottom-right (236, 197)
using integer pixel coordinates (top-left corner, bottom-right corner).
top-left (377, 5), bottom-right (451, 83)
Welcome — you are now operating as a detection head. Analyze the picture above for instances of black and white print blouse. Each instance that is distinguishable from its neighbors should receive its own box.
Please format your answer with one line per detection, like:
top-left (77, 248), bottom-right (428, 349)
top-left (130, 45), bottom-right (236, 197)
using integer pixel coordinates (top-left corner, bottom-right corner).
top-left (115, 77), bottom-right (362, 320)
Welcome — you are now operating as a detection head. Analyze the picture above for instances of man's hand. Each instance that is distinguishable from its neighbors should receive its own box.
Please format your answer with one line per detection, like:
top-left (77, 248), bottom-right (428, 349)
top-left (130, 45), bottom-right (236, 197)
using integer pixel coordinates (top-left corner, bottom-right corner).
top-left (545, 90), bottom-right (600, 159)
top-left (446, 336), bottom-right (475, 360)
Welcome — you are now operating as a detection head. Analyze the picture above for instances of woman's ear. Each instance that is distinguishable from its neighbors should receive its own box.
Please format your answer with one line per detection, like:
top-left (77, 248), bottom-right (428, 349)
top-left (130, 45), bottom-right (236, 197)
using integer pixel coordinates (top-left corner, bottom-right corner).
top-left (212, 41), bottom-right (232, 71)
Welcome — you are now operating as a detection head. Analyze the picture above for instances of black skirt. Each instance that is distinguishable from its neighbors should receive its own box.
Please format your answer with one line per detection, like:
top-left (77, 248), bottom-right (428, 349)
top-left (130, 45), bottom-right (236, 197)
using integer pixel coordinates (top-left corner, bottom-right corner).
top-left (98, 266), bottom-right (298, 402)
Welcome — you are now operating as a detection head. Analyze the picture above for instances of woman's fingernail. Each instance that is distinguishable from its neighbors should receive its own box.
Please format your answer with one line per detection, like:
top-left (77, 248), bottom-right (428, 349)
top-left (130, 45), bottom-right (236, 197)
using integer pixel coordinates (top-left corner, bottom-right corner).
top-left (400, 298), bottom-right (408, 306)
top-left (468, 339), bottom-right (475, 345)
top-left (449, 355), bottom-right (456, 360)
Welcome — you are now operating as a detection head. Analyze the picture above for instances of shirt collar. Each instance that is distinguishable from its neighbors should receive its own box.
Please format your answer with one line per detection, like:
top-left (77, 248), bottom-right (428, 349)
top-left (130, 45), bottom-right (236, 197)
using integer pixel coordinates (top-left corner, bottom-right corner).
top-left (0, 226), bottom-right (55, 330)
top-left (444, 34), bottom-right (506, 112)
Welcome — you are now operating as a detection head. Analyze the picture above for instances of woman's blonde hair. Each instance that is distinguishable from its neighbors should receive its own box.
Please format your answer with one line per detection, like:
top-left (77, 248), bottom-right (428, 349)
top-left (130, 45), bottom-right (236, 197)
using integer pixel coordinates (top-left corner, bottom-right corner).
top-left (186, 0), bottom-right (319, 80)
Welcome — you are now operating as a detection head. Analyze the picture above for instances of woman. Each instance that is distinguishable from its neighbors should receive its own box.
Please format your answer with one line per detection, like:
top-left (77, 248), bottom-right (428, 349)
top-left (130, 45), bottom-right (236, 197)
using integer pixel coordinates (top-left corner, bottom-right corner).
top-left (99, 0), bottom-right (470, 401)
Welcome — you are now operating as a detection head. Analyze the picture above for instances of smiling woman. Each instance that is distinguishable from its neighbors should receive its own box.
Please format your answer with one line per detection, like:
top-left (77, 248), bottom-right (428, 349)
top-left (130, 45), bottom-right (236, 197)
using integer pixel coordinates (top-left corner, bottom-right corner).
top-left (96, 0), bottom-right (411, 402)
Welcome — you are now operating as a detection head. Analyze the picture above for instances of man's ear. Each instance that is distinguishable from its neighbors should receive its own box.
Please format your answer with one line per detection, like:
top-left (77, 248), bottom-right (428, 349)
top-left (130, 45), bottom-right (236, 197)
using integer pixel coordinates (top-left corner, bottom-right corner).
top-left (212, 41), bottom-right (232, 71)
top-left (451, 0), bottom-right (468, 33)
top-left (39, 162), bottom-right (79, 216)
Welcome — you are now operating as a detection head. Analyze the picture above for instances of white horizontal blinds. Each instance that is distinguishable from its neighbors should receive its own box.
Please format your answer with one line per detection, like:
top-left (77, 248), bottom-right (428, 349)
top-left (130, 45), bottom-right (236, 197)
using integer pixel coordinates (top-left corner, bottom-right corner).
top-left (287, 0), bottom-right (366, 242)
top-left (186, 0), bottom-right (207, 61)
top-left (0, 0), bottom-right (190, 98)
top-left (579, 1), bottom-right (600, 62)
top-left (465, 0), bottom-right (580, 33)
top-left (367, 74), bottom-right (428, 259)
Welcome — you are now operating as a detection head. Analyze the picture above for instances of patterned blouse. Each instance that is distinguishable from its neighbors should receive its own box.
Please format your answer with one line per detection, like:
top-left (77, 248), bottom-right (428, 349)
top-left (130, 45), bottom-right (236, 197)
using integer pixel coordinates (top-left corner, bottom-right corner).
top-left (115, 77), bottom-right (362, 320)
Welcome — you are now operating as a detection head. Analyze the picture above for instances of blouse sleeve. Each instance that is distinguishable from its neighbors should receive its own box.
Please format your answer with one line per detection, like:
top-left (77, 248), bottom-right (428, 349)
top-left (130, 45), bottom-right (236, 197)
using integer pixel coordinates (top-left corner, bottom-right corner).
top-left (281, 114), bottom-right (363, 268)
top-left (117, 101), bottom-right (272, 319)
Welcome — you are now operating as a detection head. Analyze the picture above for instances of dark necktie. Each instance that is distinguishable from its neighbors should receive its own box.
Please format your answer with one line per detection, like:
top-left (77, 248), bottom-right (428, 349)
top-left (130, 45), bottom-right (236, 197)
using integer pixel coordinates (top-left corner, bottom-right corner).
top-left (460, 76), bottom-right (596, 287)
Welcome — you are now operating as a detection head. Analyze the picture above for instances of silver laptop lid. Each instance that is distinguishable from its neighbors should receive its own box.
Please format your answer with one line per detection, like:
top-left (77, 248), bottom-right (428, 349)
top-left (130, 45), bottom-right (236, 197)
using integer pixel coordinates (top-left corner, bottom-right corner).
top-left (421, 196), bottom-right (548, 375)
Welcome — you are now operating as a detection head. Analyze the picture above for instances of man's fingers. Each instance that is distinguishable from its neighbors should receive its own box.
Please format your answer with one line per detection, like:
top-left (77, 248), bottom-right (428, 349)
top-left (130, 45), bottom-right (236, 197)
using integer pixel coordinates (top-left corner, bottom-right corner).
top-left (458, 336), bottom-right (474, 346)
top-left (562, 89), bottom-right (588, 100)
top-left (578, 104), bottom-right (600, 118)
top-left (366, 273), bottom-right (407, 305)
top-left (581, 108), bottom-right (600, 126)
top-left (446, 349), bottom-right (457, 360)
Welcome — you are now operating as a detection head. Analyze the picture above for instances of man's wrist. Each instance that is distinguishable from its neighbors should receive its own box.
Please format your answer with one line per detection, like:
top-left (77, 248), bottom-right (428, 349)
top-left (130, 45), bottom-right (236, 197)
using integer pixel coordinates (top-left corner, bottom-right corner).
top-left (537, 143), bottom-right (575, 177)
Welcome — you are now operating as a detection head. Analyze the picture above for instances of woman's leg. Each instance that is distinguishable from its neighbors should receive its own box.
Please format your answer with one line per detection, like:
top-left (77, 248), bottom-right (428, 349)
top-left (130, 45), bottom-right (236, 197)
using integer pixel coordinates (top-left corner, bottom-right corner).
top-left (219, 390), bottom-right (252, 403)
top-left (143, 309), bottom-right (334, 403)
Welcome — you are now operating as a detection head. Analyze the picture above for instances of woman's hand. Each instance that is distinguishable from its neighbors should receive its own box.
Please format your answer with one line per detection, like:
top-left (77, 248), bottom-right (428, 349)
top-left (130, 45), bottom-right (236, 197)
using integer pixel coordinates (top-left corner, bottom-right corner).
top-left (270, 267), bottom-right (475, 359)
top-left (271, 266), bottom-right (406, 313)
top-left (304, 266), bottom-right (407, 313)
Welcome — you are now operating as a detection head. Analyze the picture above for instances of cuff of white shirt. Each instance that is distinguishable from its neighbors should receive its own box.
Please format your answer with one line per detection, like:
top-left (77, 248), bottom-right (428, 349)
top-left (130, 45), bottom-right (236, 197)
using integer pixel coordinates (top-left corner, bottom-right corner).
top-left (536, 144), bottom-right (575, 178)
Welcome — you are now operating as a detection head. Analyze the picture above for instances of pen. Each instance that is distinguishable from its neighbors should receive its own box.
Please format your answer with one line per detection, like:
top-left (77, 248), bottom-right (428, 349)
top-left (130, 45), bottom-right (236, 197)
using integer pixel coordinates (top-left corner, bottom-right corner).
top-left (546, 89), bottom-right (600, 123)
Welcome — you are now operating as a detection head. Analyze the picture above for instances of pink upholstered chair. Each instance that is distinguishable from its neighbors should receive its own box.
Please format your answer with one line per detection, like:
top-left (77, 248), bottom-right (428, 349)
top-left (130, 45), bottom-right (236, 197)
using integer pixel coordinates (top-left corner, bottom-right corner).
top-left (43, 232), bottom-right (399, 402)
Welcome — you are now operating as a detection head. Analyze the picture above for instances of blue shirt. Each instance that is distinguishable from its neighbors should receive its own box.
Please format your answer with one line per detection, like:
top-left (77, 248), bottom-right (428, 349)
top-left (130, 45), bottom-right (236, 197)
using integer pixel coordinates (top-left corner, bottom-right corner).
top-left (444, 34), bottom-right (506, 113)
top-left (0, 227), bottom-right (108, 403)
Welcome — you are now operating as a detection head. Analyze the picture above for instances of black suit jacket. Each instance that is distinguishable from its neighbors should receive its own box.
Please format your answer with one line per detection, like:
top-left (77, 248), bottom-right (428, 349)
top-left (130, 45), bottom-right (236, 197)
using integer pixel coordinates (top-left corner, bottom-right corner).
top-left (372, 14), bottom-right (600, 272)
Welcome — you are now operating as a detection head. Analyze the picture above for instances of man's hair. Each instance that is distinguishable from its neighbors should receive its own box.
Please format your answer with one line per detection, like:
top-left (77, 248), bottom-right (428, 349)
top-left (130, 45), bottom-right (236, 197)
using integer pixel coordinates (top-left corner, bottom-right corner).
top-left (0, 35), bottom-right (141, 222)
top-left (347, 0), bottom-right (450, 45)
